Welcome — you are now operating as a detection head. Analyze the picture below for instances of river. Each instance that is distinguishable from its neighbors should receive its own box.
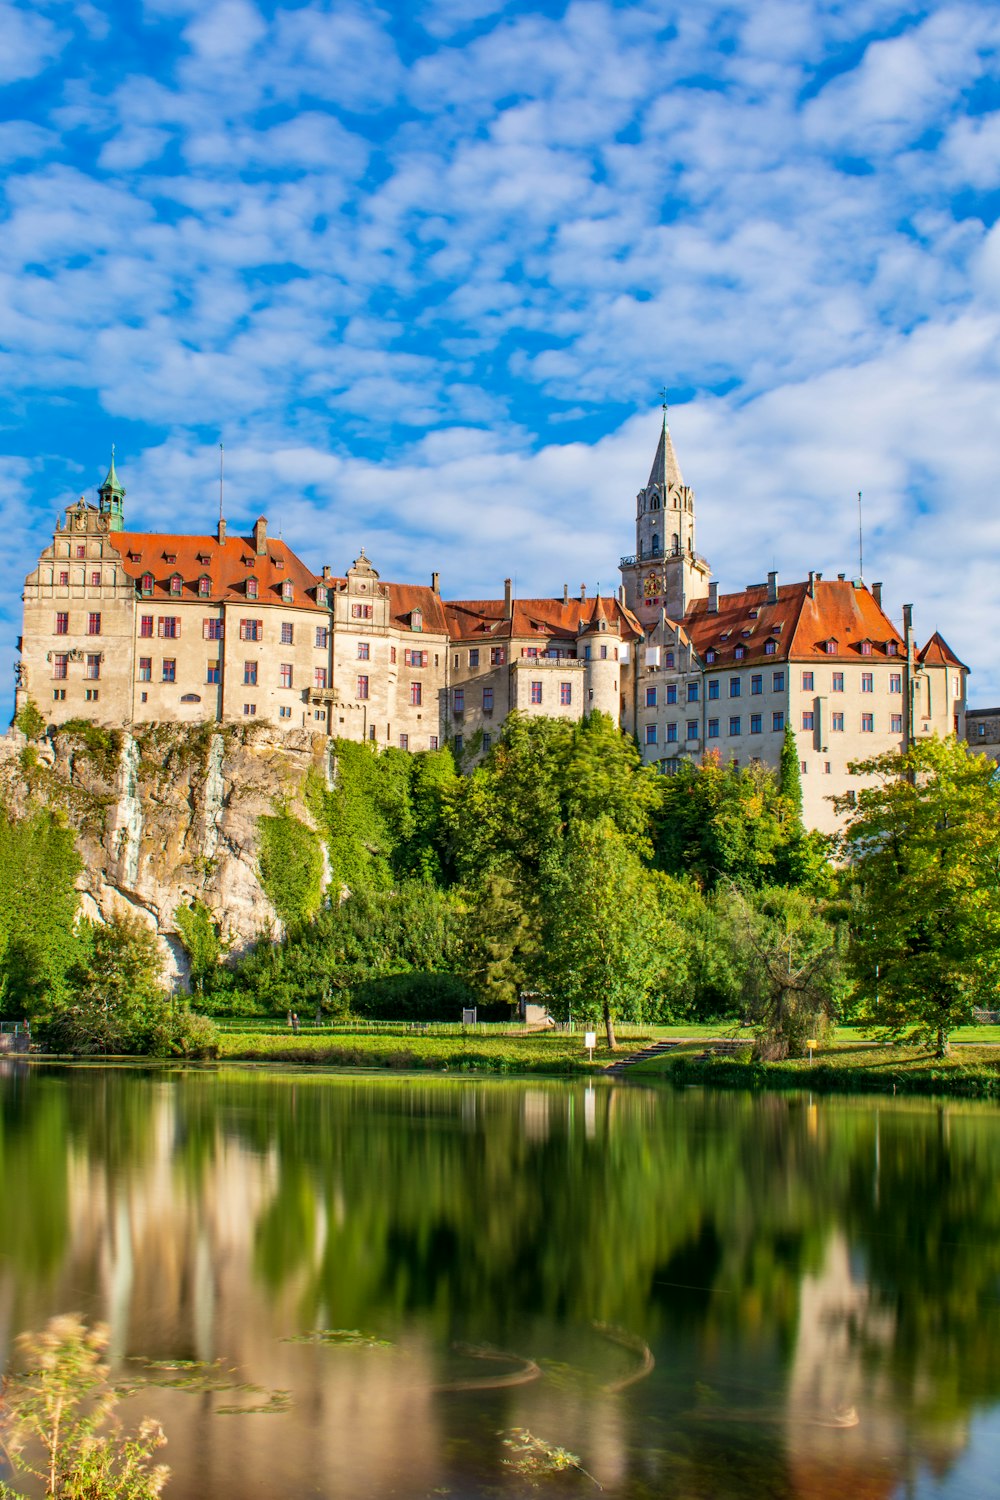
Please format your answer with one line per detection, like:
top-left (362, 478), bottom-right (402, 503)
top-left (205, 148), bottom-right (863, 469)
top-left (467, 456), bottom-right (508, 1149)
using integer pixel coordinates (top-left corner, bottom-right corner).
top-left (1, 1063), bottom-right (999, 1499)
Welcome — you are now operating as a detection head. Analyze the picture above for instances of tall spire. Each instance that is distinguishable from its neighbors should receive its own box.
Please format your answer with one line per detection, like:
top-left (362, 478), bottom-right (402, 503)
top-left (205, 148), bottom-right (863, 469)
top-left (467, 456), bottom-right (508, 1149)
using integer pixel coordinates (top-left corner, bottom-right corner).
top-left (97, 444), bottom-right (125, 531)
top-left (646, 401), bottom-right (684, 491)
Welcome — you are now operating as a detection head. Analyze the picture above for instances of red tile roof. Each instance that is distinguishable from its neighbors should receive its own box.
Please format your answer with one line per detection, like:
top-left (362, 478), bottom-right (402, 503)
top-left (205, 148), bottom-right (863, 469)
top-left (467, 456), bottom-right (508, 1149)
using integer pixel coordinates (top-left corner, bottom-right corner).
top-left (445, 594), bottom-right (641, 642)
top-left (680, 579), bottom-right (904, 666)
top-left (386, 583), bottom-right (449, 635)
top-left (110, 531), bottom-right (329, 611)
top-left (918, 631), bottom-right (968, 670)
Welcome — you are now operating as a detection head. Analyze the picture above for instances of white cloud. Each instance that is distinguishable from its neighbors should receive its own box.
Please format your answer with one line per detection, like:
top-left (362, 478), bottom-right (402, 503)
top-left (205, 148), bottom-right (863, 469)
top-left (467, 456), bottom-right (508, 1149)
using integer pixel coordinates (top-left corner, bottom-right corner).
top-left (0, 2), bottom-right (64, 85)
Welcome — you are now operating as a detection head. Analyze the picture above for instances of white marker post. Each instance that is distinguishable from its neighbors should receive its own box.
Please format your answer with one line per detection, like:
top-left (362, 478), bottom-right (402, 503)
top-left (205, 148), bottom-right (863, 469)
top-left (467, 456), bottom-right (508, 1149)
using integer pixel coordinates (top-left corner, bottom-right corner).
top-left (806, 1038), bottom-right (817, 1066)
top-left (584, 1030), bottom-right (596, 1064)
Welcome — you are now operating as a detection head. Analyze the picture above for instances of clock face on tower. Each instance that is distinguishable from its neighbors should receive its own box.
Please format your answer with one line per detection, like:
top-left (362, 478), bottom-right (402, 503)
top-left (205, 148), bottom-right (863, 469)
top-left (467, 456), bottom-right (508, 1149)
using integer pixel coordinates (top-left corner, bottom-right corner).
top-left (643, 571), bottom-right (659, 599)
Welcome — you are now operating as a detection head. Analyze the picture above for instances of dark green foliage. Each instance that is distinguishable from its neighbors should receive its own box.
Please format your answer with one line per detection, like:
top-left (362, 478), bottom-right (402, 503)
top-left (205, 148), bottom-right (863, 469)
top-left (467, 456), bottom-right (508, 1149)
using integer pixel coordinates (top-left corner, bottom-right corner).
top-left (258, 808), bottom-right (324, 924)
top-left (52, 720), bottom-right (122, 781)
top-left (0, 806), bottom-right (82, 1015)
top-left (350, 971), bottom-right (479, 1021)
top-left (456, 872), bottom-right (541, 1010)
top-left (778, 721), bottom-right (803, 818)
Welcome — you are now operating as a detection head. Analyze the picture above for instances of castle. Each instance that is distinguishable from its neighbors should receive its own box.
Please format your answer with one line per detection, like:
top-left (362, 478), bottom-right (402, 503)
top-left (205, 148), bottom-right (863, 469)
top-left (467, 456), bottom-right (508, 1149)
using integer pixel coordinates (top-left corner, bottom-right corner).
top-left (15, 414), bottom-right (967, 835)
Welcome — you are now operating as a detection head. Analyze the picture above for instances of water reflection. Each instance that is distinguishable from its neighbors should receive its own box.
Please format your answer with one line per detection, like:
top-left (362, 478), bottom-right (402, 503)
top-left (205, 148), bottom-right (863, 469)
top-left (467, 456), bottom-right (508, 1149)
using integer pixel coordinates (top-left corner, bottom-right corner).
top-left (1, 1067), bottom-right (998, 1499)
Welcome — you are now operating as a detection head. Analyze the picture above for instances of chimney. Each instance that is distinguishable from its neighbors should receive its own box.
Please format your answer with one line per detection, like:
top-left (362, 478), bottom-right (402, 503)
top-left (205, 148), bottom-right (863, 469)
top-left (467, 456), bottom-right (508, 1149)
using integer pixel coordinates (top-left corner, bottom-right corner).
top-left (322, 565), bottom-right (331, 581)
top-left (838, 572), bottom-right (845, 581)
top-left (580, 583), bottom-right (587, 603)
top-left (563, 584), bottom-right (569, 604)
top-left (808, 570), bottom-right (816, 599)
top-left (708, 581), bottom-right (719, 614)
top-left (872, 581), bottom-right (883, 608)
top-left (432, 570), bottom-right (440, 595)
top-left (504, 577), bottom-right (513, 619)
top-left (217, 517), bottom-right (226, 544)
top-left (767, 569), bottom-right (778, 604)
top-left (253, 516), bottom-right (267, 556)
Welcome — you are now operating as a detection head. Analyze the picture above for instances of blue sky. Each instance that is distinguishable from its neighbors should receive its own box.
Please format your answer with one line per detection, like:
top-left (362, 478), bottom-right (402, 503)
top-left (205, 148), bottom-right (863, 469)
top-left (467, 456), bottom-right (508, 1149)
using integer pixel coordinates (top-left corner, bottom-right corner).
top-left (4, 0), bottom-right (1000, 705)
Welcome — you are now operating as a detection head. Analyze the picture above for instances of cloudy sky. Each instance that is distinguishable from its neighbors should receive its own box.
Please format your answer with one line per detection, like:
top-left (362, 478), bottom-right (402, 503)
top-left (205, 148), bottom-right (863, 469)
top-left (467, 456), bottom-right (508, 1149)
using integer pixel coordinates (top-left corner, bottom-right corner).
top-left (3, 0), bottom-right (1000, 704)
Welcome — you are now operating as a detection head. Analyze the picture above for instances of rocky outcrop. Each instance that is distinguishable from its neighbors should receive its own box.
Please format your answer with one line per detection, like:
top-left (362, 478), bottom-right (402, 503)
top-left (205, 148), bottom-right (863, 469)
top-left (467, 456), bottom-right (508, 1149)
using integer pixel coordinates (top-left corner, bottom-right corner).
top-left (0, 722), bottom-right (330, 986)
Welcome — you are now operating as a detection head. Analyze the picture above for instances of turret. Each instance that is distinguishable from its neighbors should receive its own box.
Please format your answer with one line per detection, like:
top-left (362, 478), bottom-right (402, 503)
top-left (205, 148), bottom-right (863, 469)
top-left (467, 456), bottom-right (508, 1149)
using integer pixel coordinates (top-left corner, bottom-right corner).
top-left (97, 447), bottom-right (125, 532)
top-left (619, 405), bottom-right (710, 627)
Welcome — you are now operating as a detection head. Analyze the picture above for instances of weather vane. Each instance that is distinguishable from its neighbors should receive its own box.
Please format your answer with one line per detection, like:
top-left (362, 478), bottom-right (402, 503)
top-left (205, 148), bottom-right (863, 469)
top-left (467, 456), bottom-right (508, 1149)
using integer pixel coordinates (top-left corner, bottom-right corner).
top-left (660, 386), bottom-right (669, 415)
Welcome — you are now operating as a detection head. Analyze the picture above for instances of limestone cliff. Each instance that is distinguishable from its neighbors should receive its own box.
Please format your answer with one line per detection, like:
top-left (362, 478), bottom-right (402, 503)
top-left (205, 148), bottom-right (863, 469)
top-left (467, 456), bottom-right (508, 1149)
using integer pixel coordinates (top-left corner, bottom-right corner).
top-left (0, 722), bottom-right (331, 985)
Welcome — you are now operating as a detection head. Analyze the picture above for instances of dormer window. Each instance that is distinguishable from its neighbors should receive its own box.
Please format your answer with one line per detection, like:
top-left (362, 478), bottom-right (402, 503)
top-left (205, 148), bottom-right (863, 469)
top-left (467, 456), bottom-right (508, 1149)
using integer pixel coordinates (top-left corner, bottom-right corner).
top-left (824, 639), bottom-right (837, 654)
top-left (316, 586), bottom-right (327, 608)
top-left (140, 572), bottom-right (154, 596)
top-left (198, 575), bottom-right (212, 597)
top-left (281, 580), bottom-right (293, 603)
top-left (886, 640), bottom-right (898, 656)
top-left (764, 640), bottom-right (776, 655)
top-left (748, 609), bottom-right (759, 619)
top-left (169, 573), bottom-right (183, 596)
top-left (860, 640), bottom-right (872, 656)
top-left (164, 553), bottom-right (177, 565)
top-left (411, 609), bottom-right (423, 633)
top-left (274, 557), bottom-right (284, 570)
top-left (705, 649), bottom-right (716, 664)
top-left (129, 551), bottom-right (141, 564)
top-left (771, 624), bottom-right (782, 634)
top-left (734, 645), bottom-right (746, 660)
top-left (741, 628), bottom-right (752, 638)
top-left (247, 577), bottom-right (259, 600)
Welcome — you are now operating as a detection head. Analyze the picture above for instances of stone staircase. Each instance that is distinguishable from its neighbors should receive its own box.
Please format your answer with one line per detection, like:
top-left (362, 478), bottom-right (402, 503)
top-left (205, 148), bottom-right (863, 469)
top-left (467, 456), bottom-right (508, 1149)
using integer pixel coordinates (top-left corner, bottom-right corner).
top-left (604, 1039), bottom-right (679, 1075)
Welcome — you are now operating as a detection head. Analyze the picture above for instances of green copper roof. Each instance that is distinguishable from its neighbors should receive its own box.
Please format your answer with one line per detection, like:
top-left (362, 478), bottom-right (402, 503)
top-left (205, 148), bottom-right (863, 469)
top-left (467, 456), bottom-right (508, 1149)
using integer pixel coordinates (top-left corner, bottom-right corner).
top-left (100, 446), bottom-right (124, 496)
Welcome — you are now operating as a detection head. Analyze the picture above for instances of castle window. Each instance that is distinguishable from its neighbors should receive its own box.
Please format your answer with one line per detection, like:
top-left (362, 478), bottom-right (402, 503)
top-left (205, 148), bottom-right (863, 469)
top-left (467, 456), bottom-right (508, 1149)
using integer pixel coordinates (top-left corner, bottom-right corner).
top-left (240, 619), bottom-right (262, 642)
top-left (411, 609), bottom-right (423, 632)
top-left (802, 711), bottom-right (814, 730)
top-left (772, 710), bottom-right (784, 731)
top-left (483, 687), bottom-right (494, 712)
top-left (315, 667), bottom-right (328, 689)
top-left (651, 535), bottom-right (661, 555)
top-left (708, 718), bottom-right (719, 738)
top-left (729, 716), bottom-right (741, 736)
top-left (751, 674), bottom-right (762, 695)
top-left (729, 677), bottom-right (741, 698)
top-left (832, 712), bottom-right (844, 731)
top-left (833, 672), bottom-right (844, 692)
top-left (399, 733), bottom-right (409, 750)
top-left (158, 617), bottom-right (180, 639)
top-left (351, 603), bottom-right (373, 619)
top-left (687, 720), bottom-right (698, 740)
top-left (280, 663), bottom-right (293, 689)
top-left (279, 706), bottom-right (291, 719)
top-left (600, 645), bottom-right (608, 660)
top-left (141, 573), bottom-right (154, 596)
top-left (357, 674), bottom-right (369, 700)
top-left (59, 571), bottom-right (69, 585)
top-left (665, 651), bottom-right (674, 669)
top-left (862, 672), bottom-right (873, 693)
top-left (138, 658), bottom-right (151, 681)
top-left (772, 671), bottom-right (785, 691)
top-left (140, 615), bottom-right (153, 638)
top-left (282, 581), bottom-right (293, 602)
top-left (316, 627), bottom-right (329, 648)
top-left (358, 642), bottom-right (370, 660)
top-left (243, 703), bottom-right (256, 716)
top-left (825, 639), bottom-right (836, 654)
top-left (560, 682), bottom-right (572, 706)
top-left (88, 612), bottom-right (101, 636)
top-left (734, 645), bottom-right (746, 660)
top-left (666, 721), bottom-right (678, 744)
top-left (162, 659), bottom-right (176, 683)
top-left (705, 649), bottom-right (716, 664)
top-left (469, 648), bottom-right (480, 667)
top-left (764, 640), bottom-right (776, 655)
top-left (646, 687), bottom-right (657, 707)
top-left (55, 612), bottom-right (69, 635)
top-left (91, 571), bottom-right (101, 588)
top-left (85, 654), bottom-right (100, 680)
top-left (246, 577), bottom-right (258, 600)
top-left (890, 672), bottom-right (901, 693)
top-left (892, 713), bottom-right (903, 733)
top-left (750, 713), bottom-right (762, 734)
top-left (491, 647), bottom-right (506, 666)
top-left (671, 533), bottom-right (679, 556)
top-left (801, 671), bottom-right (814, 690)
top-left (410, 682), bottom-right (422, 707)
top-left (53, 689), bottom-right (66, 701)
top-left (76, 546), bottom-right (86, 559)
top-left (84, 689), bottom-right (99, 702)
top-left (530, 681), bottom-right (543, 705)
top-left (198, 575), bottom-right (212, 597)
top-left (862, 712), bottom-right (874, 732)
top-left (886, 640), bottom-right (898, 656)
top-left (645, 724), bottom-right (657, 745)
top-left (860, 640), bottom-right (872, 655)
top-left (207, 661), bottom-right (220, 684)
top-left (315, 587), bottom-right (327, 608)
top-left (53, 654), bottom-right (68, 680)
top-left (280, 622), bottom-right (294, 645)
top-left (244, 661), bottom-right (257, 686)
top-left (204, 618), bottom-right (224, 641)
top-left (429, 736), bottom-right (439, 750)
top-left (708, 679), bottom-right (720, 700)
top-left (164, 553), bottom-right (177, 564)
top-left (453, 688), bottom-right (464, 713)
top-left (650, 493), bottom-right (660, 511)
top-left (666, 684), bottom-right (677, 704)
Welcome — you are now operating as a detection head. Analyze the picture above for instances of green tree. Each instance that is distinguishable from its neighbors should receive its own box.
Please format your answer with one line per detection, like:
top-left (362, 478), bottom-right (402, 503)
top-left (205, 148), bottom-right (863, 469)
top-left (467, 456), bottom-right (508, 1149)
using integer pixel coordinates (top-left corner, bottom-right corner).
top-left (0, 806), bottom-right (82, 1015)
top-left (778, 721), bottom-right (803, 819)
top-left (838, 737), bottom-right (1000, 1056)
top-left (655, 754), bottom-right (797, 890)
top-left (173, 899), bottom-right (221, 993)
top-left (541, 817), bottom-right (678, 1049)
top-left (716, 884), bottom-right (844, 1059)
top-left (456, 872), bottom-right (542, 1009)
top-left (258, 807), bottom-right (324, 924)
top-left (14, 699), bottom-right (46, 742)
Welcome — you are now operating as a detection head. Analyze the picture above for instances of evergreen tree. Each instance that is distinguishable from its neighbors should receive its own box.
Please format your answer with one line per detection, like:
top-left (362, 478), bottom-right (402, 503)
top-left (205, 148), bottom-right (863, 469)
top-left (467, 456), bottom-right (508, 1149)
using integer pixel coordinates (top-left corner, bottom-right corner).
top-left (778, 722), bottom-right (803, 822)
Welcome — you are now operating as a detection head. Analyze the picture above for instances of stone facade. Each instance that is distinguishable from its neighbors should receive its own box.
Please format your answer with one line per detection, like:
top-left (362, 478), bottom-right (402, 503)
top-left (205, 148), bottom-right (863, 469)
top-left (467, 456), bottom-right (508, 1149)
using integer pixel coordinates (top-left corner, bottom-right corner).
top-left (14, 425), bottom-right (973, 835)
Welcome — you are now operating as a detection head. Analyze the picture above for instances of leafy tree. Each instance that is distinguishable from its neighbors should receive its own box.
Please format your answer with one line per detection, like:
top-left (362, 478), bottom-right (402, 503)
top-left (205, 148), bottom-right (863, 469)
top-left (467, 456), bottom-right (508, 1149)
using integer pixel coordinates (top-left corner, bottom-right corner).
top-left (258, 807), bottom-right (324, 924)
top-left (716, 884), bottom-right (844, 1059)
top-left (14, 699), bottom-right (46, 742)
top-left (173, 899), bottom-right (221, 993)
top-left (312, 742), bottom-right (417, 893)
top-left (778, 721), bottom-right (803, 818)
top-left (838, 737), bottom-right (1000, 1056)
top-left (541, 817), bottom-right (679, 1048)
top-left (456, 872), bottom-right (542, 1010)
top-left (0, 806), bottom-right (82, 1015)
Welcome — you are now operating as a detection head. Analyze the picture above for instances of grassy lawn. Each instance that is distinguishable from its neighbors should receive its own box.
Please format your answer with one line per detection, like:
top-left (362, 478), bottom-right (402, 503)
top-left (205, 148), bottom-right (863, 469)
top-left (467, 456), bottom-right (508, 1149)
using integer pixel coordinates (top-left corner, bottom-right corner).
top-left (216, 1028), bottom-right (627, 1073)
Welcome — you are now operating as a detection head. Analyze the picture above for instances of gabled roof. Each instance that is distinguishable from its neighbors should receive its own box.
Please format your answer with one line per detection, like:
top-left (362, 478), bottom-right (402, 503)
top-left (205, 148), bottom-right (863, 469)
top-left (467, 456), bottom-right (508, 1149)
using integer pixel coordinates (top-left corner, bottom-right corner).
top-left (386, 583), bottom-right (449, 635)
top-left (109, 530), bottom-right (328, 611)
top-left (918, 631), bottom-right (968, 670)
top-left (681, 578), bottom-right (904, 666)
top-left (445, 594), bottom-right (641, 644)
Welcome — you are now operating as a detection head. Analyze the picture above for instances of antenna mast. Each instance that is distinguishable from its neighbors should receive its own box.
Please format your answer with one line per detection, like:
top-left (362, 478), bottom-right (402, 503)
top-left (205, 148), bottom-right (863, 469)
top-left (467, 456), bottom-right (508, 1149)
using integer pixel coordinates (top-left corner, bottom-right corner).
top-left (857, 490), bottom-right (864, 582)
top-left (219, 442), bottom-right (225, 522)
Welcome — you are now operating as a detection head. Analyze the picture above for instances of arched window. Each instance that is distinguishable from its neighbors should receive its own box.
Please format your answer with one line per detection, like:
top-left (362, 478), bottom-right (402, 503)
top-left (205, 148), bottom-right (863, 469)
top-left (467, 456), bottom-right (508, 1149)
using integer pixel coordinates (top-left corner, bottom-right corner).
top-left (651, 535), bottom-right (661, 555)
top-left (651, 493), bottom-right (661, 511)
top-left (671, 533), bottom-right (680, 556)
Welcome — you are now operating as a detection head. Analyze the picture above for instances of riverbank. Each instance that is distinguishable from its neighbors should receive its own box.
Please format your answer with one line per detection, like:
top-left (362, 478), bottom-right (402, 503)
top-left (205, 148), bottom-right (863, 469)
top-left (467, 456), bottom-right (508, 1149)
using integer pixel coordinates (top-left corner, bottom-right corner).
top-left (215, 1027), bottom-right (624, 1073)
top-left (626, 1041), bottom-right (1000, 1099)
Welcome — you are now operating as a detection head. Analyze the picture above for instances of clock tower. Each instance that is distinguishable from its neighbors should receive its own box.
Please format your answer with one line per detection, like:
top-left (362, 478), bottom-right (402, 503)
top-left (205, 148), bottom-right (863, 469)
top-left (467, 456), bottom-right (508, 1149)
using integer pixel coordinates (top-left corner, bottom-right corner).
top-left (619, 406), bottom-right (710, 627)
